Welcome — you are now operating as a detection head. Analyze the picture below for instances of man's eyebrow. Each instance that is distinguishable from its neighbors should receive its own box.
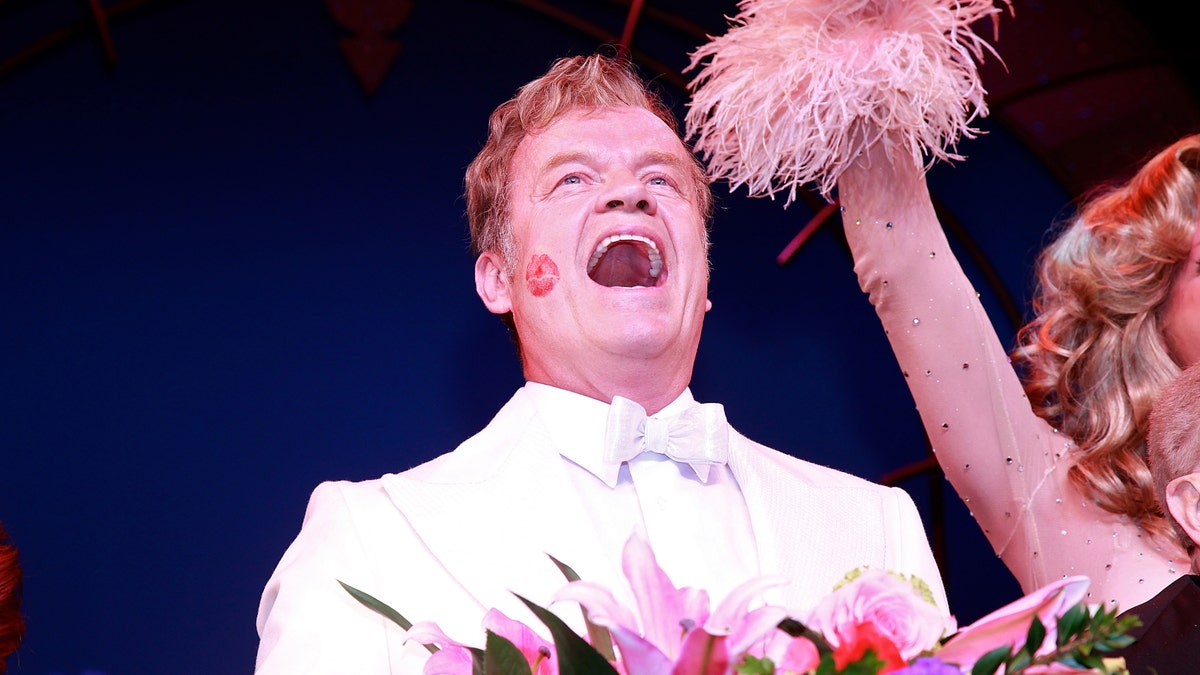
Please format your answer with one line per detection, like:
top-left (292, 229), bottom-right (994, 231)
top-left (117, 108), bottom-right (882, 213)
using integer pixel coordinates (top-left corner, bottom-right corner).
top-left (541, 151), bottom-right (591, 173)
top-left (639, 150), bottom-right (688, 169)
top-left (540, 150), bottom-right (687, 172)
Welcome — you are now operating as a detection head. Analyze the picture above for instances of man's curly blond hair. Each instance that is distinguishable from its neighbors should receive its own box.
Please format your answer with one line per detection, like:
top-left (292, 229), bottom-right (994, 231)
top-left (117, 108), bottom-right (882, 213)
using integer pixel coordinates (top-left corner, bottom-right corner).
top-left (1012, 133), bottom-right (1200, 543)
top-left (464, 50), bottom-right (713, 267)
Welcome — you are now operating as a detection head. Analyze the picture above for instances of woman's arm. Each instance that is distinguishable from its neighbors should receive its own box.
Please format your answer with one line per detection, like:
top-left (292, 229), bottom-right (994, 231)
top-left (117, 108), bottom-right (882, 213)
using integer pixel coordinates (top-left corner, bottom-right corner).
top-left (837, 142), bottom-right (1068, 594)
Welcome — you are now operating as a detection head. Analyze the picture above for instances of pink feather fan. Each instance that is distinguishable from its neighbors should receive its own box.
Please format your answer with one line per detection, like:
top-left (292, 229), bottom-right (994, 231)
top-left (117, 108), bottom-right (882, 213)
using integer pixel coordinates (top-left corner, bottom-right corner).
top-left (684, 0), bottom-right (1011, 204)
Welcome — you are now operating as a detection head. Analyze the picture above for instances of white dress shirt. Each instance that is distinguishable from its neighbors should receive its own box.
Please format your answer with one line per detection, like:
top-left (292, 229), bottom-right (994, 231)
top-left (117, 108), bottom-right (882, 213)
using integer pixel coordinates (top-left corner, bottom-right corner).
top-left (522, 382), bottom-right (760, 606)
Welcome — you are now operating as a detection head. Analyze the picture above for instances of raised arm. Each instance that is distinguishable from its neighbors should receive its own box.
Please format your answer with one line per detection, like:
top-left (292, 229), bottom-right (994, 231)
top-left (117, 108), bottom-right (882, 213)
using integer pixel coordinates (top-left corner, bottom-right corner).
top-left (836, 141), bottom-right (1066, 593)
top-left (683, 0), bottom-right (1187, 608)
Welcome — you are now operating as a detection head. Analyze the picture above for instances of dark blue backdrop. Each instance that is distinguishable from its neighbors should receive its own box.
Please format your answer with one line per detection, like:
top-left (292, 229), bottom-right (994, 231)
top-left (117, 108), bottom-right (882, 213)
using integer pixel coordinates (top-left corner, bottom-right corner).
top-left (1, 1), bottom-right (1080, 672)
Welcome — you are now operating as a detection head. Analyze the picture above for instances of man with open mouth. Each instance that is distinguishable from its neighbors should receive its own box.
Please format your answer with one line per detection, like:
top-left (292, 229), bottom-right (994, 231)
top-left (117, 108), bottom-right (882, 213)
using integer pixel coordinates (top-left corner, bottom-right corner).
top-left (255, 50), bottom-right (949, 674)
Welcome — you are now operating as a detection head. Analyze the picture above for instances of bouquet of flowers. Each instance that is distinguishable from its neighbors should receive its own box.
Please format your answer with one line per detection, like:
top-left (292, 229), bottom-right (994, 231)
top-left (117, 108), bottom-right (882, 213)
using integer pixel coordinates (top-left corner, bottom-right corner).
top-left (341, 532), bottom-right (1138, 675)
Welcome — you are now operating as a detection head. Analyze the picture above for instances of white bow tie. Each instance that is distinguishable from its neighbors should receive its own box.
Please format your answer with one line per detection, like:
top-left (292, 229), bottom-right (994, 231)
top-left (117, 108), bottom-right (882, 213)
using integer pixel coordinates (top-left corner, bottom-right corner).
top-left (602, 395), bottom-right (730, 483)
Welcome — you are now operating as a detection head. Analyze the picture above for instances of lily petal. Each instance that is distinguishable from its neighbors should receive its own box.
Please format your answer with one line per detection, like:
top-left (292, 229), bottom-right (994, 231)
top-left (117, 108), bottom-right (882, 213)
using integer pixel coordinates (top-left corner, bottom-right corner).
top-left (706, 574), bottom-right (788, 635)
top-left (406, 620), bottom-right (465, 648)
top-left (621, 533), bottom-right (694, 656)
top-left (607, 623), bottom-right (674, 675)
top-left (481, 609), bottom-right (556, 673)
top-left (553, 580), bottom-right (640, 630)
top-left (937, 576), bottom-right (1090, 666)
top-left (724, 605), bottom-right (792, 656)
top-left (422, 647), bottom-right (475, 675)
top-left (672, 630), bottom-right (730, 675)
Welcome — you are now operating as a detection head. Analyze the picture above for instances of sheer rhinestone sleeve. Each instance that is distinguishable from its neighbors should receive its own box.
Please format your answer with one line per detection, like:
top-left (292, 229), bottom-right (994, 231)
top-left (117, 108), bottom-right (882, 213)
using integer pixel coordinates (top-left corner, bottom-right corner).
top-left (836, 142), bottom-right (1185, 611)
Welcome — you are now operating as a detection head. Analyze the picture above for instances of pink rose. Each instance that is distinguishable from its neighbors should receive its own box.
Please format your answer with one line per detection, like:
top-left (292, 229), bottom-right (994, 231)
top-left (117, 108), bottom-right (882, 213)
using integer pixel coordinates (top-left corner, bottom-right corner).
top-left (803, 568), bottom-right (955, 661)
top-left (745, 628), bottom-right (820, 675)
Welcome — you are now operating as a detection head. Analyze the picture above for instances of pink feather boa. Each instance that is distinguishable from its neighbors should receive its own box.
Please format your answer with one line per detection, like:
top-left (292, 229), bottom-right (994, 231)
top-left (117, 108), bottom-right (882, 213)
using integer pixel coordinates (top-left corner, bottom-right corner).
top-left (684, 0), bottom-right (1011, 203)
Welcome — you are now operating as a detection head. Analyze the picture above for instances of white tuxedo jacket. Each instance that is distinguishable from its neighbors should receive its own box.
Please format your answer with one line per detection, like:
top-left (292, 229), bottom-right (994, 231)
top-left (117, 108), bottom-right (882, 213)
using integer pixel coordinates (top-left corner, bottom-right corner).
top-left (255, 387), bottom-right (947, 674)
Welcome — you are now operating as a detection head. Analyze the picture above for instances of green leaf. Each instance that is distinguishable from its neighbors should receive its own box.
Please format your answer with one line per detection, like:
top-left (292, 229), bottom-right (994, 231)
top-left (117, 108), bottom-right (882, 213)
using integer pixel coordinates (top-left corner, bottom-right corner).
top-left (1056, 603), bottom-right (1087, 641)
top-left (1101, 634), bottom-right (1136, 650)
top-left (838, 650), bottom-right (888, 675)
top-left (548, 554), bottom-right (582, 583)
top-left (1113, 613), bottom-right (1143, 635)
top-left (515, 594), bottom-right (619, 675)
top-left (814, 653), bottom-right (840, 675)
top-left (775, 618), bottom-right (806, 637)
top-left (776, 618), bottom-right (833, 654)
top-left (1007, 648), bottom-right (1031, 672)
top-left (1024, 615), bottom-right (1046, 656)
top-left (970, 645), bottom-right (1011, 675)
top-left (469, 646), bottom-right (486, 675)
top-left (546, 554), bottom-right (615, 662)
top-left (735, 654), bottom-right (776, 675)
top-left (338, 580), bottom-right (440, 655)
top-left (433, 647), bottom-right (487, 675)
top-left (484, 631), bottom-right (534, 675)
top-left (338, 580), bottom-right (413, 630)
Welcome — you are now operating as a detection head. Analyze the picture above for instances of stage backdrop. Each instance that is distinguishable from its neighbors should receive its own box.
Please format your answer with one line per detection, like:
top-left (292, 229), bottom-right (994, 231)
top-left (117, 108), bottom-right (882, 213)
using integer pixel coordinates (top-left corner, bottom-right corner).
top-left (3, 1), bottom-right (1131, 673)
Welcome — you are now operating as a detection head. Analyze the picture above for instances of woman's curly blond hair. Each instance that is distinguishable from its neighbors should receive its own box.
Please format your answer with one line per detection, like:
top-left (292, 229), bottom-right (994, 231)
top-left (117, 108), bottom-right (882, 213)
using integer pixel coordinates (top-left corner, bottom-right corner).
top-left (1012, 133), bottom-right (1200, 542)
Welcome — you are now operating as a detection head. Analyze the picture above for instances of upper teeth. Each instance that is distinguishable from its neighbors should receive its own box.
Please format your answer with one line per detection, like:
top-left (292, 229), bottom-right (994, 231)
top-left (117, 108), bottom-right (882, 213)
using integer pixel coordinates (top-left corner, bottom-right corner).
top-left (588, 234), bottom-right (663, 278)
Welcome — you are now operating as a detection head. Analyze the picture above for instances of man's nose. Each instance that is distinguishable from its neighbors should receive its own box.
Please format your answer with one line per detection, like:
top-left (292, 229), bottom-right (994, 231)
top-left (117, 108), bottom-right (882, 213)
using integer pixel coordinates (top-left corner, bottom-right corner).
top-left (597, 175), bottom-right (657, 215)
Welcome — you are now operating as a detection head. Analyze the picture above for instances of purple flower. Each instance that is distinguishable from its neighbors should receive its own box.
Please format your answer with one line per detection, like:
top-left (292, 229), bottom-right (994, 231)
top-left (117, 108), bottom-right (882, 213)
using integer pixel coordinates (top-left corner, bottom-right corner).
top-left (893, 656), bottom-right (961, 675)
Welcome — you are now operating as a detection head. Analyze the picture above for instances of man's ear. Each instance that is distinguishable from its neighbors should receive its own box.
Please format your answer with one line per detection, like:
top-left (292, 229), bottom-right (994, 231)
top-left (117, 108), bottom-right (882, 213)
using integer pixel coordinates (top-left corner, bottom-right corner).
top-left (1165, 472), bottom-right (1200, 544)
top-left (475, 251), bottom-right (513, 316)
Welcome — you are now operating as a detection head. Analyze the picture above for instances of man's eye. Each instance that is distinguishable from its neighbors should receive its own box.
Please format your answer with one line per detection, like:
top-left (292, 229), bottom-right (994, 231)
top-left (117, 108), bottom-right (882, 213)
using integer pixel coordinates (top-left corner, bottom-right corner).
top-left (648, 176), bottom-right (673, 187)
top-left (561, 175), bottom-right (583, 185)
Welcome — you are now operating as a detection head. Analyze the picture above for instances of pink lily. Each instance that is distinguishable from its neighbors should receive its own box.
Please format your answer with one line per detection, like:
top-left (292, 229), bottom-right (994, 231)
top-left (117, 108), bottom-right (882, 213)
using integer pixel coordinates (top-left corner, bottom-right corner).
top-left (552, 538), bottom-right (704, 672)
top-left (935, 576), bottom-right (1090, 669)
top-left (706, 574), bottom-right (791, 655)
top-left (553, 532), bottom-right (790, 675)
top-left (672, 629), bottom-right (730, 675)
top-left (403, 620), bottom-right (474, 675)
top-left (480, 609), bottom-right (558, 674)
top-left (406, 608), bottom-right (557, 675)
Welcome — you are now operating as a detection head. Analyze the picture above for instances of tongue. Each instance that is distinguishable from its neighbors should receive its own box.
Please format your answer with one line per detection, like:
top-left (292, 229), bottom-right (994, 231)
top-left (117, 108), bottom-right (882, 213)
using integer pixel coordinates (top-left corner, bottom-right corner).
top-left (589, 242), bottom-right (656, 288)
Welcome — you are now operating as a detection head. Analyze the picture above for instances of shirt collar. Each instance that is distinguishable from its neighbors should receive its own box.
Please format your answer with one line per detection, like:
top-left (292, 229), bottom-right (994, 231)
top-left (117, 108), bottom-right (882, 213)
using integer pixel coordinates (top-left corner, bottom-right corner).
top-left (522, 382), bottom-right (698, 488)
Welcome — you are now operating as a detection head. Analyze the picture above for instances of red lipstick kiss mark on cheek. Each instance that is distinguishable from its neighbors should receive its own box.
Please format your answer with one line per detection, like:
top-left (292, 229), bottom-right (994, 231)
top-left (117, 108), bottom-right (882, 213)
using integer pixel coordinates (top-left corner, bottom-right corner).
top-left (526, 254), bottom-right (559, 297)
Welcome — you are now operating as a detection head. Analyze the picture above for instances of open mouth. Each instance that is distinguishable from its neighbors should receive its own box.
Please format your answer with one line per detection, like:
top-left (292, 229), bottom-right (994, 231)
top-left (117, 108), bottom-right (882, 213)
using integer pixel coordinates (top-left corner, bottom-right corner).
top-left (587, 234), bottom-right (663, 288)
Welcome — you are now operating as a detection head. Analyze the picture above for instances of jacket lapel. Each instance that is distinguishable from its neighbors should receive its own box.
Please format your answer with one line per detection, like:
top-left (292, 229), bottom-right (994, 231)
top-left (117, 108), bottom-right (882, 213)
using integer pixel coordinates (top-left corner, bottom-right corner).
top-left (379, 392), bottom-right (616, 632)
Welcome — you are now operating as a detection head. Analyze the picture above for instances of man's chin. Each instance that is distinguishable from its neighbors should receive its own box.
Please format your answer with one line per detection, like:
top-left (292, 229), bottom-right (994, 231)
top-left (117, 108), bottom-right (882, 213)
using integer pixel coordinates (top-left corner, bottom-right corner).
top-left (597, 326), bottom-right (695, 360)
